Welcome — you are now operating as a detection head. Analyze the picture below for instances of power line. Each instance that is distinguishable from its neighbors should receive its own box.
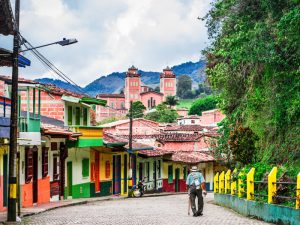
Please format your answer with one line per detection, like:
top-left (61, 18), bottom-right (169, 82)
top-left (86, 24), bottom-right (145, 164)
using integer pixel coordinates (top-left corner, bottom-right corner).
top-left (19, 34), bottom-right (87, 96)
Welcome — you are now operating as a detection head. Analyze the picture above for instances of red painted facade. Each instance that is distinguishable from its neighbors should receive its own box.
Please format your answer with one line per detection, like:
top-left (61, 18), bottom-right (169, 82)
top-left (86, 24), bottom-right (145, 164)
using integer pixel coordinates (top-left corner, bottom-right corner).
top-left (162, 179), bottom-right (186, 192)
top-left (20, 90), bottom-right (65, 121)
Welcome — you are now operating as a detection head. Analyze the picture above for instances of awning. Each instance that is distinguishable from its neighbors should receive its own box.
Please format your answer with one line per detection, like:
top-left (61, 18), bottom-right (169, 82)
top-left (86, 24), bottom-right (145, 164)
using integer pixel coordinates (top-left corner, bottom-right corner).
top-left (80, 97), bottom-right (106, 106)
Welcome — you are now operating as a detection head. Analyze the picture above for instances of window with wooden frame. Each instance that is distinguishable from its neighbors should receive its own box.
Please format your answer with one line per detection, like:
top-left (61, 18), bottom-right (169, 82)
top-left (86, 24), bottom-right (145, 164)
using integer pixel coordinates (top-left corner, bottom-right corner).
top-left (53, 156), bottom-right (59, 180)
top-left (158, 160), bottom-right (161, 178)
top-left (67, 106), bottom-right (73, 125)
top-left (83, 108), bottom-right (88, 126)
top-left (105, 161), bottom-right (110, 178)
top-left (168, 165), bottom-right (173, 183)
top-left (146, 162), bottom-right (150, 182)
top-left (42, 147), bottom-right (49, 178)
top-left (25, 147), bottom-right (33, 184)
top-left (75, 107), bottom-right (81, 125)
top-left (82, 158), bottom-right (89, 177)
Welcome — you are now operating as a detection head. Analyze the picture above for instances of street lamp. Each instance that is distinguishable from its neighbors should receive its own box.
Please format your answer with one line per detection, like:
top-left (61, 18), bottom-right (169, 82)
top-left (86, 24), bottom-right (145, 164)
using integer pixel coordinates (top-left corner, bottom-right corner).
top-left (20, 38), bottom-right (78, 52)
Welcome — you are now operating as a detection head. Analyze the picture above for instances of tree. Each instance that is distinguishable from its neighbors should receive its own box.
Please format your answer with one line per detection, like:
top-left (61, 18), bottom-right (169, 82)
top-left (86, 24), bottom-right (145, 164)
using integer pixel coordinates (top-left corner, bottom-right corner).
top-left (164, 95), bottom-right (179, 108)
top-left (205, 0), bottom-right (300, 165)
top-left (154, 86), bottom-right (160, 92)
top-left (127, 101), bottom-right (146, 118)
top-left (145, 103), bottom-right (178, 123)
top-left (177, 75), bottom-right (192, 99)
top-left (188, 95), bottom-right (217, 115)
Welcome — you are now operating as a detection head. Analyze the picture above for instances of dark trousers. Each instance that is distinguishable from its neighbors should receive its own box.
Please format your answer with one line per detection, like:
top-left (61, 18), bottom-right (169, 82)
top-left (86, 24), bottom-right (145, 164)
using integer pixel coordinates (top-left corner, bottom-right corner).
top-left (190, 188), bottom-right (203, 215)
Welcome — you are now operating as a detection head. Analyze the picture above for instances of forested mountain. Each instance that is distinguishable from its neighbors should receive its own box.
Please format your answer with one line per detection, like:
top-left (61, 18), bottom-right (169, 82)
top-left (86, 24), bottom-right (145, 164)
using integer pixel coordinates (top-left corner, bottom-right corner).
top-left (35, 60), bottom-right (206, 96)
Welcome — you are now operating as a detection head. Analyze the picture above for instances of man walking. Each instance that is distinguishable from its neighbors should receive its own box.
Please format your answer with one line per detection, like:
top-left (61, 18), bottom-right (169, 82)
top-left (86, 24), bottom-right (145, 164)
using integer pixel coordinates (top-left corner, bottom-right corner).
top-left (186, 166), bottom-right (207, 217)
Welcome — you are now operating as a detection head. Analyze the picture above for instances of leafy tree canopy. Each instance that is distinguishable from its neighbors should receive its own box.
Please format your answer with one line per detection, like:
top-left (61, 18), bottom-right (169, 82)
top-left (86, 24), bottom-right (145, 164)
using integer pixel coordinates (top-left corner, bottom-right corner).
top-left (164, 95), bottom-right (179, 108)
top-left (145, 103), bottom-right (178, 123)
top-left (177, 75), bottom-right (192, 99)
top-left (205, 0), bottom-right (300, 165)
top-left (188, 95), bottom-right (218, 116)
top-left (127, 101), bottom-right (146, 118)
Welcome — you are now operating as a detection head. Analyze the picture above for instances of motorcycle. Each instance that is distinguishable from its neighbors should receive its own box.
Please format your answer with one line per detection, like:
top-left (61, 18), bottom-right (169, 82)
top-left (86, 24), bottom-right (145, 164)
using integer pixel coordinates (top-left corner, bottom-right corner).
top-left (131, 180), bottom-right (146, 197)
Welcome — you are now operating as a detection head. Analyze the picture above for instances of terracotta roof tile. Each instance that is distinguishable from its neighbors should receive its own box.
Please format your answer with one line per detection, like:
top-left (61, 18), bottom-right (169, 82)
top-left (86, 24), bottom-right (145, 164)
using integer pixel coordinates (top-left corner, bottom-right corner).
top-left (96, 93), bottom-right (125, 98)
top-left (171, 151), bottom-right (215, 163)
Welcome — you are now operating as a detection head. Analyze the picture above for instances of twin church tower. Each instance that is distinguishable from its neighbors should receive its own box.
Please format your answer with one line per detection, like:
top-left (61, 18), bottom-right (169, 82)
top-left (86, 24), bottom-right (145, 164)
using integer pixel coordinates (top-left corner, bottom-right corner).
top-left (96, 66), bottom-right (176, 120)
top-left (124, 65), bottom-right (176, 109)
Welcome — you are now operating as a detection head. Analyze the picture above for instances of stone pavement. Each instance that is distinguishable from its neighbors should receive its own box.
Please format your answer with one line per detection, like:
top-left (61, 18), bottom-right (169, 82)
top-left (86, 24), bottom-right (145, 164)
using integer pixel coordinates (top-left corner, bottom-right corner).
top-left (19, 193), bottom-right (273, 225)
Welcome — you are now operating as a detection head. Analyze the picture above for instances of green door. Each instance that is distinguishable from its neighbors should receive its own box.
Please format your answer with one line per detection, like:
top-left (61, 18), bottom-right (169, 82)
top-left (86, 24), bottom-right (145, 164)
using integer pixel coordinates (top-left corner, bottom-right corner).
top-left (67, 162), bottom-right (73, 196)
top-left (175, 168), bottom-right (180, 192)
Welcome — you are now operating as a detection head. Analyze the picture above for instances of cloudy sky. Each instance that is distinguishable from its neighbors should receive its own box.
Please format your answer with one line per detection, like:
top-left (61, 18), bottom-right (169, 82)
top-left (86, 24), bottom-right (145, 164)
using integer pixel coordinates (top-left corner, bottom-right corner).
top-left (0, 0), bottom-right (211, 86)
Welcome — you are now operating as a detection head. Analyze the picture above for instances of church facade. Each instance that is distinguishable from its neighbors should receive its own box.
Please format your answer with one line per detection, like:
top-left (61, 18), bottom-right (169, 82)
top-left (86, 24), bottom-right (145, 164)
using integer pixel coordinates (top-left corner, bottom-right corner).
top-left (96, 66), bottom-right (176, 122)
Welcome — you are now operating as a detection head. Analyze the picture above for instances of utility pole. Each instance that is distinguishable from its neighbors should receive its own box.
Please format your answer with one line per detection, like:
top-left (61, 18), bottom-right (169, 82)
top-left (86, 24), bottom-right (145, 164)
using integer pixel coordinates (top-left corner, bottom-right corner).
top-left (128, 101), bottom-right (133, 196)
top-left (7, 0), bottom-right (20, 221)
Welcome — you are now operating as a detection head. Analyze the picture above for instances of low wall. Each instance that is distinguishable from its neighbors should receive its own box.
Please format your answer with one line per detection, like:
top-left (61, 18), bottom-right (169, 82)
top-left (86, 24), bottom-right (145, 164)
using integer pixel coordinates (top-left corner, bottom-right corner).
top-left (214, 193), bottom-right (300, 225)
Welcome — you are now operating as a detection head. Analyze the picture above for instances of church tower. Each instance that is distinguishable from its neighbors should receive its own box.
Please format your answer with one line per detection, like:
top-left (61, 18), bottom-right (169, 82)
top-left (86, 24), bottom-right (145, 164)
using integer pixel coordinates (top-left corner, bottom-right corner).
top-left (124, 65), bottom-right (141, 109)
top-left (160, 66), bottom-right (176, 101)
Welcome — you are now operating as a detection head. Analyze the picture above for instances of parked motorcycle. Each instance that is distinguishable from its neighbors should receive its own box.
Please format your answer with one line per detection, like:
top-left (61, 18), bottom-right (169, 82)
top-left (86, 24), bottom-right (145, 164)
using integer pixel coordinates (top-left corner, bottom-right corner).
top-left (131, 180), bottom-right (146, 197)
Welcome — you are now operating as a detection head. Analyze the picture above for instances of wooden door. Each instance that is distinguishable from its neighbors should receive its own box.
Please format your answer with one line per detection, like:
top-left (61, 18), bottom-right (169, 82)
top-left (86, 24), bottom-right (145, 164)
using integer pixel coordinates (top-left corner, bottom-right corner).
top-left (3, 154), bottom-right (8, 207)
top-left (123, 154), bottom-right (127, 193)
top-left (33, 150), bottom-right (38, 203)
top-left (153, 161), bottom-right (157, 191)
top-left (175, 168), bottom-right (180, 192)
top-left (113, 155), bottom-right (121, 194)
top-left (95, 152), bottom-right (100, 193)
top-left (67, 162), bottom-right (73, 196)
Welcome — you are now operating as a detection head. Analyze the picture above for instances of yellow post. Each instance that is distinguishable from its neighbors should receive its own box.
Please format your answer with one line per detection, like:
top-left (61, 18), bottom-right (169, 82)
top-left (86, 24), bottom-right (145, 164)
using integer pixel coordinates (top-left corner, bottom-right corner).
top-left (247, 168), bottom-right (255, 200)
top-left (268, 167), bottom-right (277, 204)
top-left (238, 169), bottom-right (244, 198)
top-left (214, 172), bottom-right (219, 193)
top-left (296, 172), bottom-right (300, 209)
top-left (231, 168), bottom-right (237, 195)
top-left (219, 171), bottom-right (225, 194)
top-left (225, 170), bottom-right (231, 194)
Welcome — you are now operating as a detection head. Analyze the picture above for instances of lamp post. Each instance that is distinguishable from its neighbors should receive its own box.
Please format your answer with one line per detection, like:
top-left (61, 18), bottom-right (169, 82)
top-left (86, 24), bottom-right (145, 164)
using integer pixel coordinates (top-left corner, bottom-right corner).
top-left (20, 38), bottom-right (78, 52)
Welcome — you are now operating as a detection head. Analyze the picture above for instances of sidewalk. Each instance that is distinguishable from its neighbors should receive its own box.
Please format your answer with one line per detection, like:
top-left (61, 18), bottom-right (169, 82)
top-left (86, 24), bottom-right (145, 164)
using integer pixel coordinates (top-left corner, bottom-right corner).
top-left (0, 192), bottom-right (187, 224)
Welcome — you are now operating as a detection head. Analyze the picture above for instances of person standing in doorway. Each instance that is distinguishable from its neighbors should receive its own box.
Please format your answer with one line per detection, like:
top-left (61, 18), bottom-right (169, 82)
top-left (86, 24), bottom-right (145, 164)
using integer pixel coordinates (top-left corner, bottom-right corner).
top-left (186, 166), bottom-right (207, 217)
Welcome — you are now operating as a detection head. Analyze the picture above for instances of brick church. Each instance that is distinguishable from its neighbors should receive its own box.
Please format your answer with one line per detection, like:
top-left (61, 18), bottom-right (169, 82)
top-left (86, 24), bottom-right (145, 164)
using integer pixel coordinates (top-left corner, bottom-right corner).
top-left (96, 66), bottom-right (176, 121)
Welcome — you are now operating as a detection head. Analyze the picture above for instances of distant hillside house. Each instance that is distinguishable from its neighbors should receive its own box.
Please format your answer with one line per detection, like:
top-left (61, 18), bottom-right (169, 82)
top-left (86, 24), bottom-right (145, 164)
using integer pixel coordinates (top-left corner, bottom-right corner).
top-left (96, 66), bottom-right (176, 121)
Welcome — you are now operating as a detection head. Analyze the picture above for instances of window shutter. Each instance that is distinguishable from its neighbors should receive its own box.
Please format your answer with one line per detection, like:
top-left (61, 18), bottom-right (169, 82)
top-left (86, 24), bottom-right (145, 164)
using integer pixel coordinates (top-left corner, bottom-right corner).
top-left (82, 158), bottom-right (89, 177)
top-left (42, 147), bottom-right (49, 178)
top-left (168, 165), bottom-right (173, 183)
top-left (90, 162), bottom-right (95, 181)
top-left (53, 156), bottom-right (59, 180)
top-left (25, 147), bottom-right (33, 184)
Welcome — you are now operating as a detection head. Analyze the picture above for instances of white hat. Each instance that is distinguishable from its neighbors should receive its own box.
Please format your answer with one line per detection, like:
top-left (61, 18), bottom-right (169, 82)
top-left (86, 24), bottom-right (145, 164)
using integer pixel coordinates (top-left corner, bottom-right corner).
top-left (190, 166), bottom-right (199, 172)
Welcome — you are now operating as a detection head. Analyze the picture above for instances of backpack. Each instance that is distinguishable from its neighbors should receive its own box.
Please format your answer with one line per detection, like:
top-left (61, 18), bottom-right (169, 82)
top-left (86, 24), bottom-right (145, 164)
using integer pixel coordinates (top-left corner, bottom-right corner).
top-left (192, 173), bottom-right (201, 189)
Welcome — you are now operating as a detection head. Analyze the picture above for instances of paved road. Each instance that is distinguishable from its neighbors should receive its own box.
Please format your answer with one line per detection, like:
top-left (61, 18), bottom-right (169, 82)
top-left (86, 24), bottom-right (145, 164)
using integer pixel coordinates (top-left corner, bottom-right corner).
top-left (22, 193), bottom-right (272, 225)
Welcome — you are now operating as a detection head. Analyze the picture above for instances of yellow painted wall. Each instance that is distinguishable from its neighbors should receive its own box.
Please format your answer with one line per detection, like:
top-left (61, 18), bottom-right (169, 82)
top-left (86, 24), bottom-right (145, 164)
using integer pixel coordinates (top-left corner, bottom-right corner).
top-left (100, 153), bottom-right (113, 181)
top-left (162, 161), bottom-right (187, 180)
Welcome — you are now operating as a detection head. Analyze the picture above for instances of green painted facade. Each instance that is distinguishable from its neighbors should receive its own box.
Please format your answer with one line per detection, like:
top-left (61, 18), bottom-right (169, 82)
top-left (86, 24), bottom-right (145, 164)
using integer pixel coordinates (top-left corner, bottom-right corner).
top-left (214, 194), bottom-right (300, 225)
top-left (65, 182), bottom-right (91, 199)
top-left (77, 138), bottom-right (103, 147)
top-left (90, 181), bottom-right (112, 197)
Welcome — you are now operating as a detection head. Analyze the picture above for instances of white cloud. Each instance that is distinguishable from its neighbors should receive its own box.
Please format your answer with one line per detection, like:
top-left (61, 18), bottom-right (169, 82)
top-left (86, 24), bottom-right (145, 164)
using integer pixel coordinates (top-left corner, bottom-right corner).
top-left (2, 0), bottom-right (211, 86)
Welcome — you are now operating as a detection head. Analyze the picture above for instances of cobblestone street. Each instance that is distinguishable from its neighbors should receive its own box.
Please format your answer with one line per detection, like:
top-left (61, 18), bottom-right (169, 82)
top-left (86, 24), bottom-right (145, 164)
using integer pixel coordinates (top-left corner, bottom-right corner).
top-left (21, 194), bottom-right (272, 225)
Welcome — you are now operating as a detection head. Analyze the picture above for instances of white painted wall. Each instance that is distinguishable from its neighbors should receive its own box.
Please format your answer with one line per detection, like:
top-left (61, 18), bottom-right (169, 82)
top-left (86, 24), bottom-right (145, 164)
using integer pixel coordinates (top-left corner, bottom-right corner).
top-left (137, 157), bottom-right (163, 191)
top-left (65, 147), bottom-right (90, 186)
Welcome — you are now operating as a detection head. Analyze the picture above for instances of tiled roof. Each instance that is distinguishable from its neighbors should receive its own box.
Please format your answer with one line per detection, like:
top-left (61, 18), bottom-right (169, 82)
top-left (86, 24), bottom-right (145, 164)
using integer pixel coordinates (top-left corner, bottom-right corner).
top-left (139, 148), bottom-right (171, 157)
top-left (171, 151), bottom-right (215, 163)
top-left (96, 93), bottom-right (125, 98)
top-left (177, 115), bottom-right (201, 120)
top-left (164, 125), bottom-right (213, 132)
top-left (41, 84), bottom-right (84, 98)
top-left (120, 133), bottom-right (204, 142)
top-left (0, 75), bottom-right (38, 84)
top-left (103, 132), bottom-right (128, 144)
top-left (40, 115), bottom-right (80, 140)
top-left (140, 91), bottom-right (163, 96)
top-left (100, 118), bottom-right (159, 128)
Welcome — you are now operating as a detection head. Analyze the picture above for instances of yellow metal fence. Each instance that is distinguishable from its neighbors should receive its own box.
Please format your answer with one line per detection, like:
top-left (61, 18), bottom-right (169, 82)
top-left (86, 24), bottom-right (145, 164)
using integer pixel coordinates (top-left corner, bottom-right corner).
top-left (213, 167), bottom-right (300, 209)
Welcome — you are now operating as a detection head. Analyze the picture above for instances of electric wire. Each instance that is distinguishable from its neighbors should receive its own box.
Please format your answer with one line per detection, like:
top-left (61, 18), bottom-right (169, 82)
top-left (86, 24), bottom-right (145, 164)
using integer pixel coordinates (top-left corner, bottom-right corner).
top-left (19, 34), bottom-right (87, 96)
